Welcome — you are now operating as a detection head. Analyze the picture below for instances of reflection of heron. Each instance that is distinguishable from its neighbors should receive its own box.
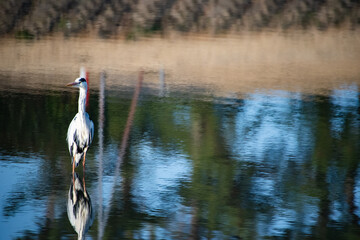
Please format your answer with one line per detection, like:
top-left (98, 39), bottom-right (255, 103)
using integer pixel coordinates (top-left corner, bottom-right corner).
top-left (66, 77), bottom-right (94, 173)
top-left (67, 172), bottom-right (94, 240)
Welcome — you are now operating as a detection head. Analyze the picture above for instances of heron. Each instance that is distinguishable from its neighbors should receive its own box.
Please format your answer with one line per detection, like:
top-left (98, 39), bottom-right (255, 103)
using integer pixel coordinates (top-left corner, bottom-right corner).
top-left (66, 77), bottom-right (94, 174)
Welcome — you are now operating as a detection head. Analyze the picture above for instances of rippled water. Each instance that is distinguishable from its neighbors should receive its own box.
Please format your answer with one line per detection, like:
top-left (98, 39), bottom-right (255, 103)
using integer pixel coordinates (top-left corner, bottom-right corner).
top-left (0, 73), bottom-right (360, 239)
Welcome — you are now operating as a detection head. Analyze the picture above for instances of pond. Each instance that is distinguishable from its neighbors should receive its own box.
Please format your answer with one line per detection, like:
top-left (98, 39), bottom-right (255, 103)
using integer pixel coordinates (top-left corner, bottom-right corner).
top-left (0, 72), bottom-right (360, 239)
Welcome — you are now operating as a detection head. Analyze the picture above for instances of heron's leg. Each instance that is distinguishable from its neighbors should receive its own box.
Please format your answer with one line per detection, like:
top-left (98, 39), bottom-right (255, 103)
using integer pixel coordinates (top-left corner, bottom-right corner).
top-left (82, 155), bottom-right (86, 192)
top-left (72, 170), bottom-right (75, 188)
top-left (72, 156), bottom-right (75, 174)
top-left (83, 150), bottom-right (87, 168)
top-left (83, 171), bottom-right (86, 193)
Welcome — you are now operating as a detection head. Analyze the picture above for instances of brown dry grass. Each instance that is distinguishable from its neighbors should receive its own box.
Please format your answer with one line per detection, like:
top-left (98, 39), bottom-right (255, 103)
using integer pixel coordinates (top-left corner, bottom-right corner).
top-left (0, 30), bottom-right (360, 96)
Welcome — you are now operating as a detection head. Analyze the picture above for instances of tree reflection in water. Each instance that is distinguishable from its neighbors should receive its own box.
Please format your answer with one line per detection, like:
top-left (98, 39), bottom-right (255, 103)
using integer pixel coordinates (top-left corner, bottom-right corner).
top-left (0, 82), bottom-right (360, 239)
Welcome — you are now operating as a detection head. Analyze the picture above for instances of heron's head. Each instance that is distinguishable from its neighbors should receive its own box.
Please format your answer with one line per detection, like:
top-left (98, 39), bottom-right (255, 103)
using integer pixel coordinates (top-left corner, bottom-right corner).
top-left (66, 77), bottom-right (87, 90)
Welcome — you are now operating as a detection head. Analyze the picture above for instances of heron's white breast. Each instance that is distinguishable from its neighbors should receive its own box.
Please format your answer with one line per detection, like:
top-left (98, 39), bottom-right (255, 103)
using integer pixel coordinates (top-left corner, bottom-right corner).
top-left (74, 114), bottom-right (92, 146)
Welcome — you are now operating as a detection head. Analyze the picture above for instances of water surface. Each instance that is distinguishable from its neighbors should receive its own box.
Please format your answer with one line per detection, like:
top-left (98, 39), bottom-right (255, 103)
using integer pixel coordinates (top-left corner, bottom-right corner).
top-left (0, 74), bottom-right (360, 239)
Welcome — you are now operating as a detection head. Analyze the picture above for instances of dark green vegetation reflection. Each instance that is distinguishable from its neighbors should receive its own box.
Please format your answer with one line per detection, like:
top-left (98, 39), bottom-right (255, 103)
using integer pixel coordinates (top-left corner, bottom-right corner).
top-left (0, 84), bottom-right (360, 239)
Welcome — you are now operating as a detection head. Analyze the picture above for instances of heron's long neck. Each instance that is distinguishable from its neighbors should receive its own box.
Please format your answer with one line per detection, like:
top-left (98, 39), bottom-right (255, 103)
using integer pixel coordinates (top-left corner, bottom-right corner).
top-left (78, 88), bottom-right (87, 114)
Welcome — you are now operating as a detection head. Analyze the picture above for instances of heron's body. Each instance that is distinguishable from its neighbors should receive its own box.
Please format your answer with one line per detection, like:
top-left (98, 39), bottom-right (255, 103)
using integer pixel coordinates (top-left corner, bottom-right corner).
top-left (67, 112), bottom-right (94, 167)
top-left (67, 77), bottom-right (94, 170)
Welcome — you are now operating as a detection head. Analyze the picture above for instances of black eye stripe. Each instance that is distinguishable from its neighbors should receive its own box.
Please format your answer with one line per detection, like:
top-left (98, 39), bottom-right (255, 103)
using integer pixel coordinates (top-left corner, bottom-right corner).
top-left (79, 78), bottom-right (86, 82)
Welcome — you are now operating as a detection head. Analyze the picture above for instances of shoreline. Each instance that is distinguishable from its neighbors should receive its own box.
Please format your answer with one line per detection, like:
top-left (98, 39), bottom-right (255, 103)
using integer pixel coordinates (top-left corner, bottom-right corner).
top-left (1, 30), bottom-right (359, 97)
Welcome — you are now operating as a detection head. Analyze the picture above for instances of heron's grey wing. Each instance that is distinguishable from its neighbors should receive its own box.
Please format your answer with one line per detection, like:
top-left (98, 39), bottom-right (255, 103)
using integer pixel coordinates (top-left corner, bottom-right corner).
top-left (89, 119), bottom-right (94, 145)
top-left (67, 114), bottom-right (78, 156)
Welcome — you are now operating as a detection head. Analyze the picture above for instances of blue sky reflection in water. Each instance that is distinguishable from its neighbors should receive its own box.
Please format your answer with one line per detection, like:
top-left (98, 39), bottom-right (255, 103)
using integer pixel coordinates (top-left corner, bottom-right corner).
top-left (0, 78), bottom-right (360, 239)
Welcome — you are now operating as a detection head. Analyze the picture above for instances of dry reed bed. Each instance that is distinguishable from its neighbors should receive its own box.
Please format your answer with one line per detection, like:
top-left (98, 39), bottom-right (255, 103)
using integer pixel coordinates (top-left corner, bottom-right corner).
top-left (0, 30), bottom-right (359, 96)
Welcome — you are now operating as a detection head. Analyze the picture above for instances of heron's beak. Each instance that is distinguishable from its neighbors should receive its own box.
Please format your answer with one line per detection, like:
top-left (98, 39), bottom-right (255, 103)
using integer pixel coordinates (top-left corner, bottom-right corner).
top-left (66, 82), bottom-right (78, 87)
